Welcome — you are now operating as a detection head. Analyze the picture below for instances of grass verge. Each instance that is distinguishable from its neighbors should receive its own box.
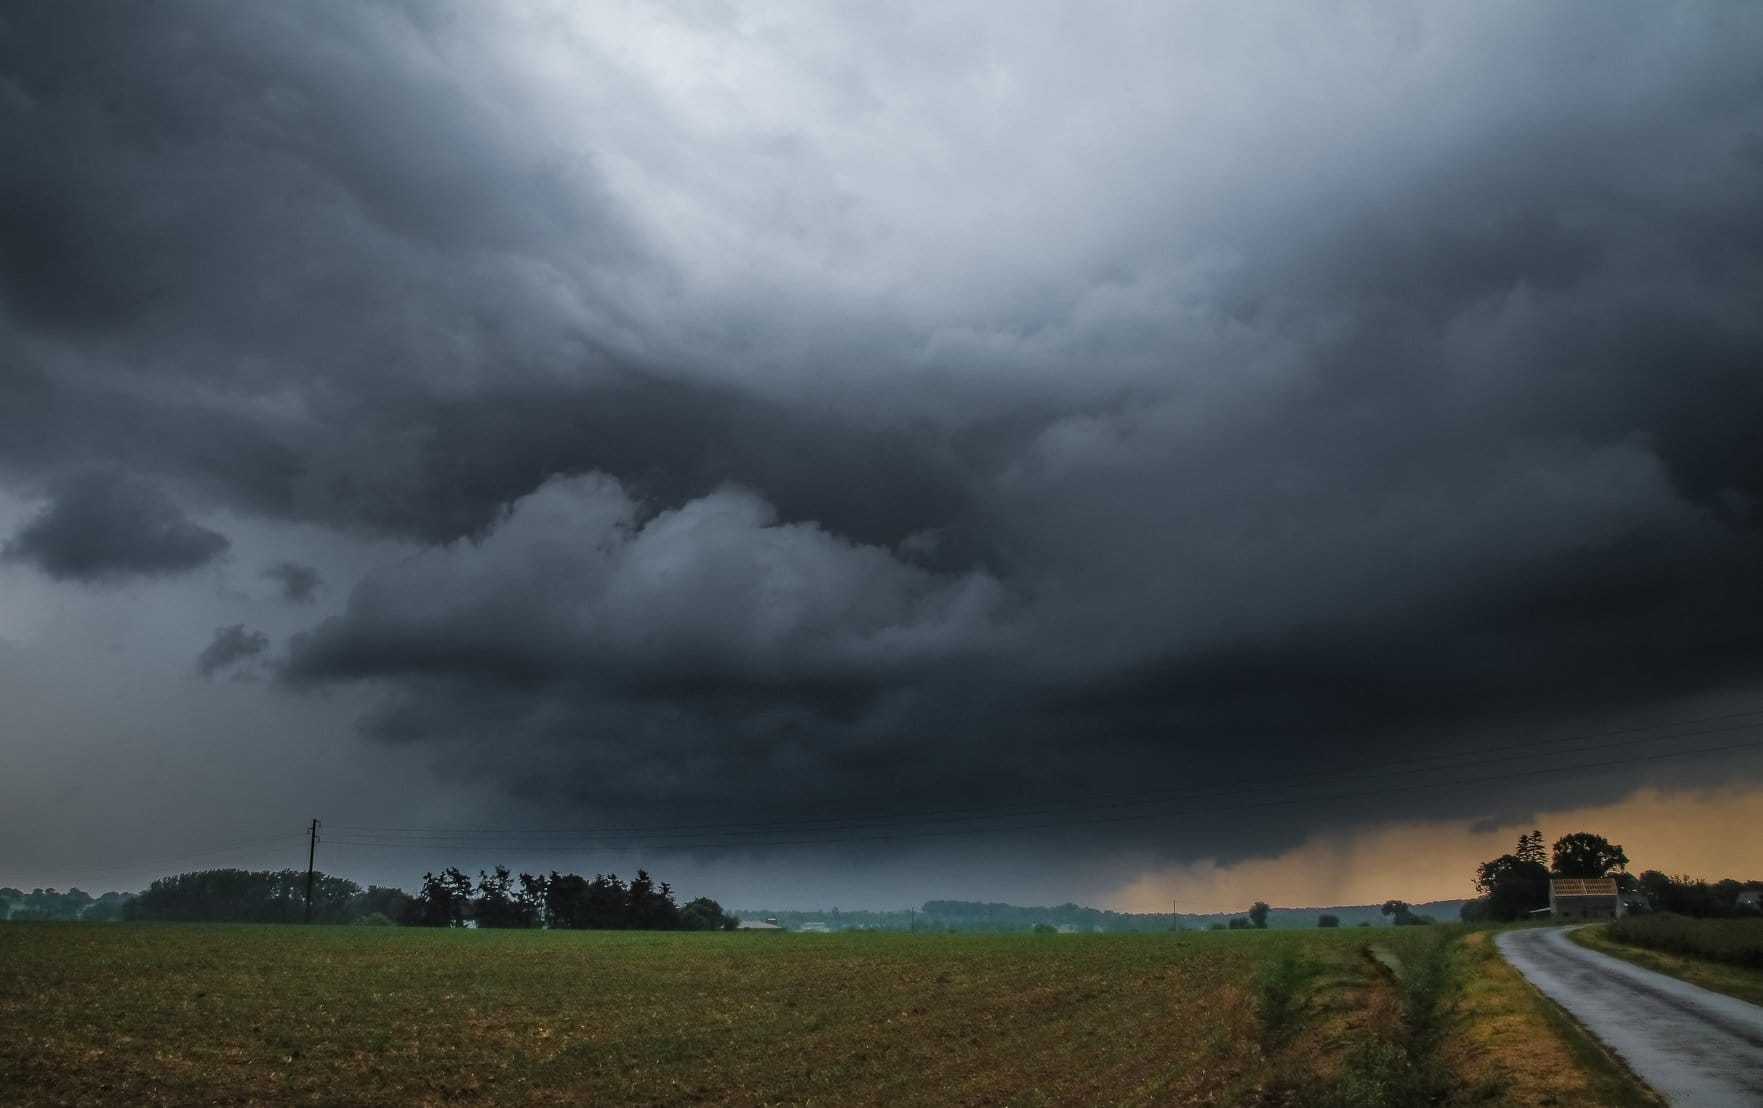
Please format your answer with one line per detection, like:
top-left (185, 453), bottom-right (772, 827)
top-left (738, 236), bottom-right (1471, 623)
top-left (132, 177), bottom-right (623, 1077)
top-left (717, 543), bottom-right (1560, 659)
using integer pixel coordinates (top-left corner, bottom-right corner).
top-left (1444, 929), bottom-right (1663, 1107)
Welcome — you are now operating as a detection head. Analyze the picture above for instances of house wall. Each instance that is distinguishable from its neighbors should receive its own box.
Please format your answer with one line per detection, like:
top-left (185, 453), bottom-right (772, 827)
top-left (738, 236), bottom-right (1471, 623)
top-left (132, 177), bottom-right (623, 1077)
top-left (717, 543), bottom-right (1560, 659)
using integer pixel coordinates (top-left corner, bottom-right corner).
top-left (1551, 897), bottom-right (1619, 920)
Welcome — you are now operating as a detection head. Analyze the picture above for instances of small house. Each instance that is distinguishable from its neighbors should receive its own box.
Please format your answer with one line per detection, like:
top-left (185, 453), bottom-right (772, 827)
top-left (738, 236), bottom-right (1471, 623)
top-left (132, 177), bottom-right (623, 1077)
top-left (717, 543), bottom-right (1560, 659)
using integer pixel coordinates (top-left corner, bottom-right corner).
top-left (1548, 877), bottom-right (1622, 920)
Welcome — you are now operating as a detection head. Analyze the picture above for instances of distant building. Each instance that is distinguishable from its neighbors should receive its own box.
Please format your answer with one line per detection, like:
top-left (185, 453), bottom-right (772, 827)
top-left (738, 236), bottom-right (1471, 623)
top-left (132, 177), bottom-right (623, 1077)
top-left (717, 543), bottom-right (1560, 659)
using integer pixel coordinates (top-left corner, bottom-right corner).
top-left (737, 917), bottom-right (784, 930)
top-left (1736, 890), bottom-right (1761, 914)
top-left (1549, 878), bottom-right (1622, 920)
top-left (796, 921), bottom-right (829, 933)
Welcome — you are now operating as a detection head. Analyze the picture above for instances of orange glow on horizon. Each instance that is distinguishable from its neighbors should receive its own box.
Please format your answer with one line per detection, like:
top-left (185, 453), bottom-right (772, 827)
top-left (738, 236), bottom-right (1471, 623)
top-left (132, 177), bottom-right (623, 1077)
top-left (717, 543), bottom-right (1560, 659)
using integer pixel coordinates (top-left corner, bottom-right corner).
top-left (1111, 784), bottom-right (1763, 915)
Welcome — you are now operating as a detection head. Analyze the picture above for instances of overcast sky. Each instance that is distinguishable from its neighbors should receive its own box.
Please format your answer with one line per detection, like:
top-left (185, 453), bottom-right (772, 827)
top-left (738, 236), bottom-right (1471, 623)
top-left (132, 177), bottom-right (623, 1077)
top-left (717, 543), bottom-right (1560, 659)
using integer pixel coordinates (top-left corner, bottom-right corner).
top-left (2, 2), bottom-right (1761, 912)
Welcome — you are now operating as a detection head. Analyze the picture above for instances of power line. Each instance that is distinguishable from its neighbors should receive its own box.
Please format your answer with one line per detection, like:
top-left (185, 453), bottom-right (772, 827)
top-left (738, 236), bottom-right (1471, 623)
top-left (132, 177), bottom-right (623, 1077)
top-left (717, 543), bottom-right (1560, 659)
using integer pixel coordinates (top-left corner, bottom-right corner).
top-left (8, 832), bottom-right (310, 885)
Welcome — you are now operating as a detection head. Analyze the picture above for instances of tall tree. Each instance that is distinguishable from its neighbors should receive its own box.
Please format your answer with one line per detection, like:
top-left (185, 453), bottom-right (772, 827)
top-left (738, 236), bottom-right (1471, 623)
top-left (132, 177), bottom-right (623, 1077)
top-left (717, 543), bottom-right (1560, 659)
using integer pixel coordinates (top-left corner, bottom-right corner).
top-left (1551, 832), bottom-right (1628, 878)
top-left (582, 873), bottom-right (630, 929)
top-left (408, 868), bottom-right (473, 927)
top-left (474, 865), bottom-right (530, 928)
top-left (627, 870), bottom-right (681, 930)
top-left (1471, 852), bottom-right (1551, 921)
top-left (1248, 901), bottom-right (1270, 929)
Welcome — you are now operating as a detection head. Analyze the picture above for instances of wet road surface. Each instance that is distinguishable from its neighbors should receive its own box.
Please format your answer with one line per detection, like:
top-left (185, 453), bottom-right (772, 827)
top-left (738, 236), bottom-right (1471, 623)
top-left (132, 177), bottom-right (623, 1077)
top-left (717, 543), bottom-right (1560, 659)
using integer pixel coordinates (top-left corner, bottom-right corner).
top-left (1497, 925), bottom-right (1763, 1107)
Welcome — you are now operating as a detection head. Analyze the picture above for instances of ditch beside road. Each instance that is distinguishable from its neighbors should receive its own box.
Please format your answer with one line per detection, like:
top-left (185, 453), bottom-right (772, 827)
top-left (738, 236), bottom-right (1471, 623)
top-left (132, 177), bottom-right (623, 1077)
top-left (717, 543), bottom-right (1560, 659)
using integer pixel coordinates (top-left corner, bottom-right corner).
top-left (1497, 925), bottom-right (1763, 1107)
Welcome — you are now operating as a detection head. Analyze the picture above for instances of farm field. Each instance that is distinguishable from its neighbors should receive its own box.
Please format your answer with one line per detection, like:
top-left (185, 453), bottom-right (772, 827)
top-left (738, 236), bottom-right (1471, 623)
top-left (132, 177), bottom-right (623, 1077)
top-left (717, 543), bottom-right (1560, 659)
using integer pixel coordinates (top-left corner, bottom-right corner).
top-left (1575, 916), bottom-right (1763, 1007)
top-left (2, 923), bottom-right (1647, 1106)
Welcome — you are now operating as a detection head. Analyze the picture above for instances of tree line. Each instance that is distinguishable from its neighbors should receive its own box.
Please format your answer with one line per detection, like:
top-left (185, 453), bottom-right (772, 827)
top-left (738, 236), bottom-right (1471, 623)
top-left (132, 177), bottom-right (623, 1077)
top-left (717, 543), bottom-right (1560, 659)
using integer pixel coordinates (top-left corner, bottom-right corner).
top-left (113, 865), bottom-right (739, 930)
top-left (123, 869), bottom-right (409, 924)
top-left (406, 865), bottom-right (737, 930)
top-left (1461, 828), bottom-right (1762, 921)
top-left (1, 887), bottom-right (133, 921)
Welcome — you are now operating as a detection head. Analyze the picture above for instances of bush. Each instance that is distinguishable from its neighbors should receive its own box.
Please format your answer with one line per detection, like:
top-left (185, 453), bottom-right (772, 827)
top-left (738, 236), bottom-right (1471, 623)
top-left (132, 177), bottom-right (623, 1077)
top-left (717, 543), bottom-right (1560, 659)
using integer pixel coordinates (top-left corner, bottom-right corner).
top-left (1032, 923), bottom-right (1057, 934)
top-left (353, 912), bottom-right (394, 926)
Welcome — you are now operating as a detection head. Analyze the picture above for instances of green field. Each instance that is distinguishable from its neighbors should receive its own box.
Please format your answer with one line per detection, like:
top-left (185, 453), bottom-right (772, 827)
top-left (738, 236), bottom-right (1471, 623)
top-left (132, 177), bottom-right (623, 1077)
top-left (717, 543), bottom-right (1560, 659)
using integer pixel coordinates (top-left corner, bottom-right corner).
top-left (1576, 916), bottom-right (1763, 1007)
top-left (1, 923), bottom-right (1648, 1105)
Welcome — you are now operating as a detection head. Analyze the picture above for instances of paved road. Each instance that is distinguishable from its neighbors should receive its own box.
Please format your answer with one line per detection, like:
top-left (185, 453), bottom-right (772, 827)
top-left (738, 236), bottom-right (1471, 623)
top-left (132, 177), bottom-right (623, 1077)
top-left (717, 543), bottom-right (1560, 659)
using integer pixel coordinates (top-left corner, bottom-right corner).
top-left (1497, 926), bottom-right (1763, 1106)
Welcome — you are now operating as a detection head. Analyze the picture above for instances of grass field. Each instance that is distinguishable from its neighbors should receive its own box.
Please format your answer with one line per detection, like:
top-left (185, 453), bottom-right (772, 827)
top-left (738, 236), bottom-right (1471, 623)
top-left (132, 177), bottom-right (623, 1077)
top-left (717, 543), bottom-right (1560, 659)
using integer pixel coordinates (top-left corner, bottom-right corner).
top-left (1575, 916), bottom-right (1763, 1007)
top-left (1, 923), bottom-right (1653, 1105)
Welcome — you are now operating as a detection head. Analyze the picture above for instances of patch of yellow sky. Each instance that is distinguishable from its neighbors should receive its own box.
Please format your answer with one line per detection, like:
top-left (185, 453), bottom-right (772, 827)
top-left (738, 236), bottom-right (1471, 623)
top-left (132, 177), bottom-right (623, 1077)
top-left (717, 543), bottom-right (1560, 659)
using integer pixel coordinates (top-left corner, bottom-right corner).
top-left (1112, 784), bottom-right (1763, 914)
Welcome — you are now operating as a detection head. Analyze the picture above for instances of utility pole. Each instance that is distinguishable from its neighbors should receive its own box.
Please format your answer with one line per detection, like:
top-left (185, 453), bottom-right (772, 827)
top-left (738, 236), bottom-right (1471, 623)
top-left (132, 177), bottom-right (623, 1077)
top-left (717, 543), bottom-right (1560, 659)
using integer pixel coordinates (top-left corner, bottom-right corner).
top-left (304, 818), bottom-right (321, 924)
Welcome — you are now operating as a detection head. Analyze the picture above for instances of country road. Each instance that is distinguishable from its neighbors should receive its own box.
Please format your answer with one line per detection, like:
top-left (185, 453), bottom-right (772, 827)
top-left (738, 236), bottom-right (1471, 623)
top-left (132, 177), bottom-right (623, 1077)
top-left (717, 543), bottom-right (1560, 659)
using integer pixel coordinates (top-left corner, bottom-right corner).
top-left (1496, 926), bottom-right (1763, 1107)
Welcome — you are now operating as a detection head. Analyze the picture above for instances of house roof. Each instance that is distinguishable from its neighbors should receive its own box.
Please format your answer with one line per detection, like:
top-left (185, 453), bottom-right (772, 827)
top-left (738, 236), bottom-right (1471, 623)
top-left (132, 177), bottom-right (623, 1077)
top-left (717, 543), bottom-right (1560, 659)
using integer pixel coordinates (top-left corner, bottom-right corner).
top-left (1550, 878), bottom-right (1619, 897)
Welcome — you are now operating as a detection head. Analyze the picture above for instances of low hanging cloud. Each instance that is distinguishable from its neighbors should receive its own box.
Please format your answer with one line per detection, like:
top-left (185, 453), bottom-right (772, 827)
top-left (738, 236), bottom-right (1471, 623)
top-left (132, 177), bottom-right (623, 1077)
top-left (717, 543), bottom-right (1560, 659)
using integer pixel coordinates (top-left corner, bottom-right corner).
top-left (284, 474), bottom-right (1012, 814)
top-left (197, 624), bottom-right (270, 678)
top-left (3, 470), bottom-right (229, 581)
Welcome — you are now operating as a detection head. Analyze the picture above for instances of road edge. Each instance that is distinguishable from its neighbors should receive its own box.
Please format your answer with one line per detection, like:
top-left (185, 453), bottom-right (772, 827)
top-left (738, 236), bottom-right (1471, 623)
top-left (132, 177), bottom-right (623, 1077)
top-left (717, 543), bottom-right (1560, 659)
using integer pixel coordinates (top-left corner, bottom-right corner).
top-left (1493, 927), bottom-right (1668, 1107)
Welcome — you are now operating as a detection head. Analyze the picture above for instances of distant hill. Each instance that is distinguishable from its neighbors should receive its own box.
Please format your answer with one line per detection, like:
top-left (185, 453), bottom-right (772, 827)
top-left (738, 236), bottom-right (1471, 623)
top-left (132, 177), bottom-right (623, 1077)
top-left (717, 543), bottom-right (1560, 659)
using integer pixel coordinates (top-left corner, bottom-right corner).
top-left (732, 898), bottom-right (1467, 932)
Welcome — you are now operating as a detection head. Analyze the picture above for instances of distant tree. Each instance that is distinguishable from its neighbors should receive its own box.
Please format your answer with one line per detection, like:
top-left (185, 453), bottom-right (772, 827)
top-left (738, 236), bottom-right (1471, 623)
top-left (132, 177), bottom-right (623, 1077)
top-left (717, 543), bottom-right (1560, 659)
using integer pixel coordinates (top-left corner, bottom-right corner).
top-left (1249, 901), bottom-right (1270, 929)
top-left (680, 896), bottom-right (736, 931)
top-left (1551, 832), bottom-right (1627, 879)
top-left (1318, 914), bottom-right (1340, 928)
top-left (1209, 922), bottom-right (1227, 931)
top-left (474, 866), bottom-right (533, 928)
top-left (1472, 845), bottom-right (1552, 922)
top-left (1633, 870), bottom-right (1756, 918)
top-left (1032, 922), bottom-right (1058, 935)
top-left (407, 868), bottom-right (473, 927)
top-left (353, 912), bottom-right (394, 926)
top-left (126, 869), bottom-right (359, 923)
top-left (518, 873), bottom-right (548, 928)
top-left (1227, 917), bottom-right (1251, 930)
top-left (1381, 900), bottom-right (1429, 926)
top-left (351, 885), bottom-right (412, 924)
top-left (84, 891), bottom-right (134, 921)
top-left (11, 887), bottom-right (95, 921)
top-left (1515, 829), bottom-right (1546, 867)
top-left (543, 872), bottom-right (591, 929)
top-left (582, 873), bottom-right (630, 929)
top-left (627, 870), bottom-right (681, 930)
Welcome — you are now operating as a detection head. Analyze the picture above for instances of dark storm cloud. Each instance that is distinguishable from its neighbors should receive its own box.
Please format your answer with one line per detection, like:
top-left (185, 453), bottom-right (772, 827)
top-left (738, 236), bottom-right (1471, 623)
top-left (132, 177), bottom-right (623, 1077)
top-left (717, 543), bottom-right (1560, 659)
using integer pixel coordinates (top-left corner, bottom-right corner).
top-left (3, 470), bottom-right (229, 581)
top-left (197, 624), bottom-right (270, 678)
top-left (263, 561), bottom-right (321, 604)
top-left (5, 3), bottom-right (1763, 865)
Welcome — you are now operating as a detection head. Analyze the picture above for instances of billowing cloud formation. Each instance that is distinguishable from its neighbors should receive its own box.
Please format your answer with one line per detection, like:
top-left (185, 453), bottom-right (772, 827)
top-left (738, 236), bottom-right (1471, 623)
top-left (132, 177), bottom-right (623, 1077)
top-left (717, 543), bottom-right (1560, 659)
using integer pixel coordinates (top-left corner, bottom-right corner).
top-left (198, 624), bottom-right (270, 678)
top-left (3, 470), bottom-right (229, 581)
top-left (3, 4), bottom-right (1763, 871)
top-left (286, 474), bottom-right (1008, 814)
top-left (263, 561), bottom-right (322, 604)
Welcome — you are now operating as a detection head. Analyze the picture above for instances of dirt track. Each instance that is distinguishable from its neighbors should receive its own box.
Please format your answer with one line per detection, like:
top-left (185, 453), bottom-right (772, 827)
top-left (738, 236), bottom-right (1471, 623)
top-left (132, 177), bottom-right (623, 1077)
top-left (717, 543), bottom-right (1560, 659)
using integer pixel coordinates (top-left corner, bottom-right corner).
top-left (1497, 925), bottom-right (1763, 1107)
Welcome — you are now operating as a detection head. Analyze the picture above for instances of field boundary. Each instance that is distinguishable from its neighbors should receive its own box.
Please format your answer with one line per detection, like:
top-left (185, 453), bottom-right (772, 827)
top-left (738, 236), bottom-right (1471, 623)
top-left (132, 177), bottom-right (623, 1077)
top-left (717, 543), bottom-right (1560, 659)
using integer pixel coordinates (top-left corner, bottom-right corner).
top-left (1571, 923), bottom-right (1763, 1007)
